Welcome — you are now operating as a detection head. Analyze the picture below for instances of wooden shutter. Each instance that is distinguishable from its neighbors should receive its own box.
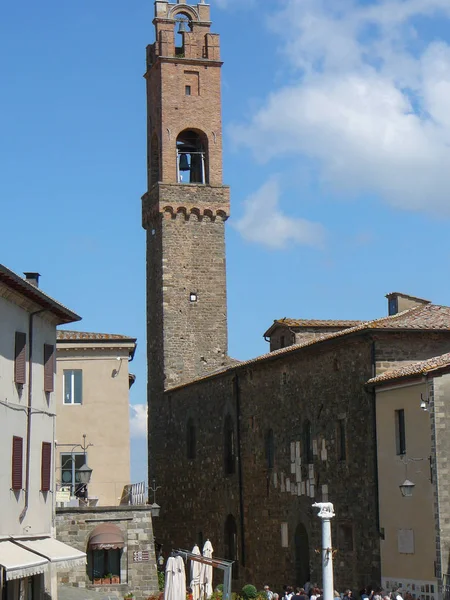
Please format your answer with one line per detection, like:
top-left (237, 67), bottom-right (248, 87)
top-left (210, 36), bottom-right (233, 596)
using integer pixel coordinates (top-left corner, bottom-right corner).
top-left (14, 332), bottom-right (26, 385)
top-left (12, 436), bottom-right (23, 491)
top-left (41, 442), bottom-right (52, 492)
top-left (43, 344), bottom-right (55, 392)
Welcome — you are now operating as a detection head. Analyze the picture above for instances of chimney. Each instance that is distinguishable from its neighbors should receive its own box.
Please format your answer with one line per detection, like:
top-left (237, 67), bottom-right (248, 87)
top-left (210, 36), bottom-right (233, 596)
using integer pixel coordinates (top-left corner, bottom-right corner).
top-left (386, 292), bottom-right (431, 316)
top-left (23, 272), bottom-right (41, 288)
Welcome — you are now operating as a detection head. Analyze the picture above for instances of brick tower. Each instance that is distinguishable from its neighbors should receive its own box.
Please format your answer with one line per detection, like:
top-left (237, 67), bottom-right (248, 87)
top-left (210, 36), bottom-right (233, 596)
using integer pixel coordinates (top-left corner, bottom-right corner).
top-left (142, 1), bottom-right (230, 472)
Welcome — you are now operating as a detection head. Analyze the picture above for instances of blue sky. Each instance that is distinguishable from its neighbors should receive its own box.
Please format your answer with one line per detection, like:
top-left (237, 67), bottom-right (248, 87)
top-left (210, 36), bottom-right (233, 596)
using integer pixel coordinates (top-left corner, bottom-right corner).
top-left (2, 0), bottom-right (450, 482)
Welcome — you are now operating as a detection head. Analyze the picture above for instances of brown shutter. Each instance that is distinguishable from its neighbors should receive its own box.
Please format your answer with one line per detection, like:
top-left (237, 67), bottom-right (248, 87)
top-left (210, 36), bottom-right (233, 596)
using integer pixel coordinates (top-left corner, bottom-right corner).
top-left (43, 344), bottom-right (55, 392)
top-left (41, 442), bottom-right (52, 492)
top-left (12, 436), bottom-right (23, 491)
top-left (14, 332), bottom-right (27, 385)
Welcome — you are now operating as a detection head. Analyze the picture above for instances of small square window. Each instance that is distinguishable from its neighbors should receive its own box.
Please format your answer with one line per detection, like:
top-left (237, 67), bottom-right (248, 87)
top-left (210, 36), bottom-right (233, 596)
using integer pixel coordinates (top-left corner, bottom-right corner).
top-left (185, 85), bottom-right (191, 96)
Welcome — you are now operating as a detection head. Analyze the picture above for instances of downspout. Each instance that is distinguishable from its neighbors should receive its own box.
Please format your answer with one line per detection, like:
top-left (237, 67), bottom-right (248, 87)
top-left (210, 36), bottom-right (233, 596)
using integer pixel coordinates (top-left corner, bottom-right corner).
top-left (370, 339), bottom-right (381, 538)
top-left (233, 373), bottom-right (246, 568)
top-left (20, 309), bottom-right (46, 523)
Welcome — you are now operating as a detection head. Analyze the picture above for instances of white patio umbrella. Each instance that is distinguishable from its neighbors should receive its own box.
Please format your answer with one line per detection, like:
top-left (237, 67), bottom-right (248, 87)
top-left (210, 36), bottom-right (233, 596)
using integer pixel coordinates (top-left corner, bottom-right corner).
top-left (200, 540), bottom-right (214, 600)
top-left (164, 557), bottom-right (176, 600)
top-left (175, 555), bottom-right (187, 600)
top-left (190, 544), bottom-right (202, 600)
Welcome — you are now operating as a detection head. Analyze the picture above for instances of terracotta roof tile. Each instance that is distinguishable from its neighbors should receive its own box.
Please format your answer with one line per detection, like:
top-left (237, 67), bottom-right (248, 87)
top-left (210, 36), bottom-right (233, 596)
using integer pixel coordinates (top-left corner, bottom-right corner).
top-left (367, 352), bottom-right (450, 385)
top-left (57, 330), bottom-right (136, 342)
top-left (273, 318), bottom-right (361, 328)
top-left (169, 303), bottom-right (450, 392)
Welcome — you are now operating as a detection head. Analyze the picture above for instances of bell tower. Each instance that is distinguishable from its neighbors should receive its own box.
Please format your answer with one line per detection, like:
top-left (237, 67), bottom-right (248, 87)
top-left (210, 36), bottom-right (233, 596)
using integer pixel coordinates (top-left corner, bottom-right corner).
top-left (142, 0), bottom-right (230, 445)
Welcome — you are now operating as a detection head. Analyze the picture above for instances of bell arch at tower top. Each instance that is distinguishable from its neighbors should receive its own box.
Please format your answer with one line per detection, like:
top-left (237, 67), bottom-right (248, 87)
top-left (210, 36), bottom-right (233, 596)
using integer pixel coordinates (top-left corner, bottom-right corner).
top-left (169, 5), bottom-right (199, 22)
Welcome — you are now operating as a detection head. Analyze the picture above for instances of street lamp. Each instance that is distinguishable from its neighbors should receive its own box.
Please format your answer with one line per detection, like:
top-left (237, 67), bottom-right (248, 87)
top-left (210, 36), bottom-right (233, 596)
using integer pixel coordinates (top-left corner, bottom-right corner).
top-left (149, 478), bottom-right (161, 518)
top-left (78, 463), bottom-right (93, 486)
top-left (399, 479), bottom-right (415, 497)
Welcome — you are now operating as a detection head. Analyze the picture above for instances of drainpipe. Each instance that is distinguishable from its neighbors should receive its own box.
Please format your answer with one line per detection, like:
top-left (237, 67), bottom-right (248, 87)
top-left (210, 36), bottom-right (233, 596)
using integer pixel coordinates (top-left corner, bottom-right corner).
top-left (370, 339), bottom-right (381, 536)
top-left (233, 373), bottom-right (246, 568)
top-left (20, 309), bottom-right (46, 523)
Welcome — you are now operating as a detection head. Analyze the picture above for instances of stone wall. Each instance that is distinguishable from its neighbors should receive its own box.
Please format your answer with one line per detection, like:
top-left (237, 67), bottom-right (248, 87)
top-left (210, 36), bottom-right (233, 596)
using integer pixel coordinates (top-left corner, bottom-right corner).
top-left (152, 336), bottom-right (379, 593)
top-left (55, 506), bottom-right (158, 600)
top-left (430, 373), bottom-right (450, 593)
top-left (151, 329), bottom-right (450, 594)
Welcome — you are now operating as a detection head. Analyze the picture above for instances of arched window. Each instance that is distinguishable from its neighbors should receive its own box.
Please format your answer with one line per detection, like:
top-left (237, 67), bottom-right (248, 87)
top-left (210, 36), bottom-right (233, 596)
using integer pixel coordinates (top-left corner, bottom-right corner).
top-left (302, 420), bottom-right (313, 464)
top-left (176, 129), bottom-right (208, 184)
top-left (224, 514), bottom-right (238, 579)
top-left (150, 133), bottom-right (160, 186)
top-left (265, 428), bottom-right (275, 470)
top-left (88, 524), bottom-right (125, 584)
top-left (224, 414), bottom-right (235, 475)
top-left (186, 417), bottom-right (196, 460)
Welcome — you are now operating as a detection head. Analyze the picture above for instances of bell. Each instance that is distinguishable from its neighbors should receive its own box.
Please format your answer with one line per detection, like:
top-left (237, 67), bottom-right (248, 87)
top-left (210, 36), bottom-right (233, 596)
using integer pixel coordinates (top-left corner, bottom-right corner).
top-left (179, 153), bottom-right (190, 171)
top-left (178, 20), bottom-right (188, 34)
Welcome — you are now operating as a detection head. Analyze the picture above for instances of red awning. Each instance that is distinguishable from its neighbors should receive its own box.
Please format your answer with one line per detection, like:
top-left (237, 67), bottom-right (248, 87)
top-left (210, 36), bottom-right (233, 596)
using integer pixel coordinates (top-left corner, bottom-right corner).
top-left (88, 524), bottom-right (125, 550)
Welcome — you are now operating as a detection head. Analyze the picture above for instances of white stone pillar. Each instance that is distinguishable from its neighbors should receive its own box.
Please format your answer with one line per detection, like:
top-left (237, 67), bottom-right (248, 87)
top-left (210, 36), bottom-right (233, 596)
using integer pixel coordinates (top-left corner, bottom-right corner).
top-left (312, 502), bottom-right (335, 600)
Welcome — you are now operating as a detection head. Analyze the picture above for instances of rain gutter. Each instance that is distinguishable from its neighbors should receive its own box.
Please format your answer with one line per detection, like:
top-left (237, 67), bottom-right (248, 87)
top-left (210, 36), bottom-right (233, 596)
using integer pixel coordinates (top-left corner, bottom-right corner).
top-left (233, 373), bottom-right (246, 568)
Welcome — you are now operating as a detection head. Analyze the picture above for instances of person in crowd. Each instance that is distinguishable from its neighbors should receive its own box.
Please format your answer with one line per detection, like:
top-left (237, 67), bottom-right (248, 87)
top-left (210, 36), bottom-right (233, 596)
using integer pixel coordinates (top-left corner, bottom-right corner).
top-left (393, 589), bottom-right (403, 600)
top-left (285, 587), bottom-right (294, 600)
top-left (343, 589), bottom-right (353, 600)
top-left (295, 588), bottom-right (308, 600)
top-left (310, 587), bottom-right (320, 600)
top-left (334, 591), bottom-right (341, 600)
top-left (264, 586), bottom-right (274, 600)
top-left (360, 589), bottom-right (369, 600)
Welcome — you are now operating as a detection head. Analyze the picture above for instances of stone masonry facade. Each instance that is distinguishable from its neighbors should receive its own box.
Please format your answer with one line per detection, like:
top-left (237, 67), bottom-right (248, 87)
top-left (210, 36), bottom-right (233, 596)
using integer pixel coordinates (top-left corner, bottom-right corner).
top-left (430, 373), bottom-right (450, 591)
top-left (142, 2), bottom-right (232, 481)
top-left (55, 506), bottom-right (158, 600)
top-left (150, 330), bottom-right (450, 593)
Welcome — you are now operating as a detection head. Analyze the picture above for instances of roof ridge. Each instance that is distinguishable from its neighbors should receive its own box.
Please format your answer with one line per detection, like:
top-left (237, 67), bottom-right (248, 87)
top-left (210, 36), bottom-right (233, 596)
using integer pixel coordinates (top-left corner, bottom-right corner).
top-left (169, 304), bottom-right (446, 392)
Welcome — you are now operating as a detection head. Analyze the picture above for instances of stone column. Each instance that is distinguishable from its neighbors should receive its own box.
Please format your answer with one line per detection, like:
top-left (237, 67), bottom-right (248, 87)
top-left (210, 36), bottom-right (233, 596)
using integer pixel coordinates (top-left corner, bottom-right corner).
top-left (312, 502), bottom-right (335, 600)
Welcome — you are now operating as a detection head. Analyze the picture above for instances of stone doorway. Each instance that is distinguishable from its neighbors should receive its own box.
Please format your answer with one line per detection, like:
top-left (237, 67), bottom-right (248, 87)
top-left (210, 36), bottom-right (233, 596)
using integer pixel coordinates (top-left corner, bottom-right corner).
top-left (294, 523), bottom-right (310, 587)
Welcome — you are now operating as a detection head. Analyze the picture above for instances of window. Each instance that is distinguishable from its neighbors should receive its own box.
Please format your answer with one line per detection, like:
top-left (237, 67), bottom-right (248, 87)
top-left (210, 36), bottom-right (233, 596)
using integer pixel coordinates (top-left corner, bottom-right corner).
top-left (337, 419), bottom-right (347, 461)
top-left (91, 549), bottom-right (121, 583)
top-left (265, 429), bottom-right (275, 469)
top-left (64, 370), bottom-right (82, 404)
top-left (12, 436), bottom-right (23, 491)
top-left (41, 442), bottom-right (52, 492)
top-left (187, 418), bottom-right (196, 459)
top-left (185, 85), bottom-right (191, 96)
top-left (303, 420), bottom-right (313, 464)
top-left (280, 335), bottom-right (285, 349)
top-left (60, 453), bottom-right (86, 495)
top-left (395, 409), bottom-right (406, 455)
top-left (224, 415), bottom-right (236, 475)
top-left (14, 332), bottom-right (26, 385)
top-left (337, 523), bottom-right (354, 551)
top-left (44, 344), bottom-right (54, 393)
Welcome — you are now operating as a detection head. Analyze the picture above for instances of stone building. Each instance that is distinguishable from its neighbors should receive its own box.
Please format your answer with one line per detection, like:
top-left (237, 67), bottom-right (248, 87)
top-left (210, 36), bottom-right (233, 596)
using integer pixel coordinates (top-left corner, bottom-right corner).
top-left (142, 0), bottom-right (450, 595)
top-left (55, 505), bottom-right (158, 600)
top-left (368, 353), bottom-right (450, 599)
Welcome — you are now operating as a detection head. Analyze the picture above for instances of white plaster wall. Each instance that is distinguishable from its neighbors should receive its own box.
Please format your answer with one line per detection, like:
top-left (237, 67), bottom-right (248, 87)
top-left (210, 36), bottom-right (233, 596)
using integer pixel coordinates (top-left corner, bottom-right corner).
top-left (0, 295), bottom-right (56, 536)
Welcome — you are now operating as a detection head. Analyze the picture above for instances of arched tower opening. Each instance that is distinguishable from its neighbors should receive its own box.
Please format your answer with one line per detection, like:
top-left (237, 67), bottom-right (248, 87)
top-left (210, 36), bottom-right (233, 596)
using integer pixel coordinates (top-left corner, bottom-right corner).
top-left (176, 129), bottom-right (208, 184)
top-left (174, 13), bottom-right (192, 57)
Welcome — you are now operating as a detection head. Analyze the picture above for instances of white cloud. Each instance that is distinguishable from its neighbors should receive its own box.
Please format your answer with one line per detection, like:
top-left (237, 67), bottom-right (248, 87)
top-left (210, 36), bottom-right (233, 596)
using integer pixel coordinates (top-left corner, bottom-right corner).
top-left (129, 404), bottom-right (147, 439)
top-left (233, 0), bottom-right (450, 213)
top-left (234, 177), bottom-right (325, 249)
